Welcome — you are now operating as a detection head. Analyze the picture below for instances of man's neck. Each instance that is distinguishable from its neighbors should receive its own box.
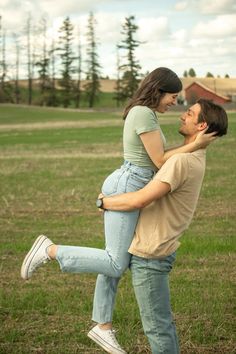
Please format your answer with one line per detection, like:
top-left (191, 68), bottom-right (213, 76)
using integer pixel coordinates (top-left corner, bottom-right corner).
top-left (183, 134), bottom-right (206, 152)
top-left (183, 136), bottom-right (196, 145)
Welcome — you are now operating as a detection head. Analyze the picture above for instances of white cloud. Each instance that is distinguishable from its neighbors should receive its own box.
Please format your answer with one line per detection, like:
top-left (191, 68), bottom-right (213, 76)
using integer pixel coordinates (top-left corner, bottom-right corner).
top-left (135, 27), bottom-right (236, 78)
top-left (174, 0), bottom-right (236, 14)
top-left (39, 0), bottom-right (92, 17)
top-left (193, 15), bottom-right (236, 38)
top-left (0, 0), bottom-right (115, 30)
top-left (95, 12), bottom-right (124, 44)
top-left (174, 1), bottom-right (188, 11)
top-left (1, 0), bottom-right (236, 79)
top-left (171, 29), bottom-right (188, 44)
top-left (137, 17), bottom-right (170, 42)
top-left (198, 0), bottom-right (236, 14)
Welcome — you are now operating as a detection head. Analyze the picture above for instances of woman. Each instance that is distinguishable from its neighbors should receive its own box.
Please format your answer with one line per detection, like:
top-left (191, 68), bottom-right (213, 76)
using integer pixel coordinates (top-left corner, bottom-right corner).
top-left (21, 68), bottom-right (213, 354)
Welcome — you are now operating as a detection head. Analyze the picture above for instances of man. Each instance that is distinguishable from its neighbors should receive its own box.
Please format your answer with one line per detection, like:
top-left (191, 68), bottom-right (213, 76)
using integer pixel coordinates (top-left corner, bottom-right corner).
top-left (21, 99), bottom-right (228, 353)
top-left (93, 98), bottom-right (227, 353)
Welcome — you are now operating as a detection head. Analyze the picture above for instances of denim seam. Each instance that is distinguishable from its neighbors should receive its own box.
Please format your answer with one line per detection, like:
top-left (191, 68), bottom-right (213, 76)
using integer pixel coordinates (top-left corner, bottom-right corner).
top-left (146, 260), bottom-right (165, 353)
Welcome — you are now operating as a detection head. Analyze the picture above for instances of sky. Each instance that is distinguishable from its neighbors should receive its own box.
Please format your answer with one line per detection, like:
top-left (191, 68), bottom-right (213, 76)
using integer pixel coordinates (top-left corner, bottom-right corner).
top-left (1, 0), bottom-right (236, 79)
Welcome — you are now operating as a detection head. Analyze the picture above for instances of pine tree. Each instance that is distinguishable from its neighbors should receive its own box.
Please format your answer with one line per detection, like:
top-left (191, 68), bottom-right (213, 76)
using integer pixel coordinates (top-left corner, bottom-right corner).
top-left (84, 12), bottom-right (101, 108)
top-left (58, 16), bottom-right (75, 108)
top-left (118, 15), bottom-right (142, 100)
top-left (0, 16), bottom-right (6, 102)
top-left (36, 17), bottom-right (50, 106)
top-left (188, 68), bottom-right (196, 77)
top-left (206, 72), bottom-right (214, 78)
top-left (0, 16), bottom-right (13, 103)
top-left (113, 45), bottom-right (122, 107)
top-left (13, 33), bottom-right (21, 104)
top-left (26, 15), bottom-right (33, 105)
top-left (0, 16), bottom-right (6, 90)
top-left (74, 28), bottom-right (82, 108)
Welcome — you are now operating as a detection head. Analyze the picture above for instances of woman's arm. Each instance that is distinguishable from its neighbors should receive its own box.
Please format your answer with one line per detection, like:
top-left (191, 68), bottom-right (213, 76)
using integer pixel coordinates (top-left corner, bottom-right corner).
top-left (140, 129), bottom-right (216, 169)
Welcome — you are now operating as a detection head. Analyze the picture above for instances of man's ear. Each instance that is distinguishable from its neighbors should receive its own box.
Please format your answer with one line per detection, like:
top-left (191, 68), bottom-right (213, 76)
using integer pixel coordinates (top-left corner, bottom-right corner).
top-left (198, 121), bottom-right (208, 131)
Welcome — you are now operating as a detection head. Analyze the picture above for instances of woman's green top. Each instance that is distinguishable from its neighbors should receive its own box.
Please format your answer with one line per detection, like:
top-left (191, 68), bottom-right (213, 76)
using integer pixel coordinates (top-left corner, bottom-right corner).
top-left (123, 105), bottom-right (166, 171)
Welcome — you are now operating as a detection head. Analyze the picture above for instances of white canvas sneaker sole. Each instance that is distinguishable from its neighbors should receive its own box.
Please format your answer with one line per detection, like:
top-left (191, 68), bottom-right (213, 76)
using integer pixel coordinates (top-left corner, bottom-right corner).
top-left (21, 235), bottom-right (51, 280)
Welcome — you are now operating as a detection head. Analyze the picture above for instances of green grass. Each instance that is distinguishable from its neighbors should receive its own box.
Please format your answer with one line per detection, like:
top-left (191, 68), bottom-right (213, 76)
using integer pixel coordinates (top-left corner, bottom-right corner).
top-left (0, 106), bottom-right (235, 353)
top-left (0, 104), bottom-right (120, 124)
top-left (0, 126), bottom-right (123, 146)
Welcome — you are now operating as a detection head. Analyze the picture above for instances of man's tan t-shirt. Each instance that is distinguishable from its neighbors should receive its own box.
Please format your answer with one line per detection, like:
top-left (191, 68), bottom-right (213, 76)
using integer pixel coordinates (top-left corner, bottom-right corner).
top-left (128, 149), bottom-right (206, 258)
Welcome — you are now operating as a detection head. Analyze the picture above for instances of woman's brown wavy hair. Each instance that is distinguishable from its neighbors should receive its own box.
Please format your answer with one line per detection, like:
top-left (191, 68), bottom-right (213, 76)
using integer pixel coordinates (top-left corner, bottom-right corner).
top-left (123, 67), bottom-right (182, 119)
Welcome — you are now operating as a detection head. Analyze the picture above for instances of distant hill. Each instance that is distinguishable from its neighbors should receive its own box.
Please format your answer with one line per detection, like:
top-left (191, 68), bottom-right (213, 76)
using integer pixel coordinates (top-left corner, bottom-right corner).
top-left (88, 77), bottom-right (236, 98)
top-left (16, 77), bottom-right (236, 97)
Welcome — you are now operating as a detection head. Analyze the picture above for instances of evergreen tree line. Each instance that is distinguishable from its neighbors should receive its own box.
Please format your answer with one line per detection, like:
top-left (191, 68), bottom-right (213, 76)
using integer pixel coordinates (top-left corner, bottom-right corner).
top-left (183, 68), bottom-right (230, 79)
top-left (0, 13), bottom-right (230, 109)
top-left (0, 13), bottom-right (144, 108)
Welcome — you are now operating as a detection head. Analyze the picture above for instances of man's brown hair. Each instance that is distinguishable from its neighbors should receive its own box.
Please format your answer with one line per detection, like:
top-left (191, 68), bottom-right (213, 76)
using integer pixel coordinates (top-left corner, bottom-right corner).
top-left (197, 98), bottom-right (228, 137)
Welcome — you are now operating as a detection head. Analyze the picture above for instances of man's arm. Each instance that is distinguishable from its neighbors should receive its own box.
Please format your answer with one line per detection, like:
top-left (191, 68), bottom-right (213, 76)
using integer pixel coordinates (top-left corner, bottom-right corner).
top-left (100, 178), bottom-right (171, 211)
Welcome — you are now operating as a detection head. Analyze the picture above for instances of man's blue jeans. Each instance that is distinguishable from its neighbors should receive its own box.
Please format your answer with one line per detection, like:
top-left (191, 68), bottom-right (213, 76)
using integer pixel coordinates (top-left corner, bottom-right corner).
top-left (130, 253), bottom-right (179, 354)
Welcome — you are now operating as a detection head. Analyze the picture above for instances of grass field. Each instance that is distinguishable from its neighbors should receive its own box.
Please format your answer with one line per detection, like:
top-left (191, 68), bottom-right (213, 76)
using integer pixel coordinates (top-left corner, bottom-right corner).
top-left (0, 104), bottom-right (235, 354)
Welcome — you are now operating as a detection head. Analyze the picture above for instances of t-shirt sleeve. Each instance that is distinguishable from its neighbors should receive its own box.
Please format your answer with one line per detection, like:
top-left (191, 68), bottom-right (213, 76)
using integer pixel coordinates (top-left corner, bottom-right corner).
top-left (132, 107), bottom-right (160, 135)
top-left (154, 154), bottom-right (189, 192)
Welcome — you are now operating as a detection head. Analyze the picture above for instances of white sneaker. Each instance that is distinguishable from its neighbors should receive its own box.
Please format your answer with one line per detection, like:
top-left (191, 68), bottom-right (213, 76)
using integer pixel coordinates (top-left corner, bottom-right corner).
top-left (21, 235), bottom-right (53, 280)
top-left (88, 325), bottom-right (127, 354)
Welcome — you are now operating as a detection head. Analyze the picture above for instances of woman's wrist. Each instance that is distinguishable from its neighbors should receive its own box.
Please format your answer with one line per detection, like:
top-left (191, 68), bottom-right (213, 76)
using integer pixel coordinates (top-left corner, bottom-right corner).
top-left (192, 140), bottom-right (200, 150)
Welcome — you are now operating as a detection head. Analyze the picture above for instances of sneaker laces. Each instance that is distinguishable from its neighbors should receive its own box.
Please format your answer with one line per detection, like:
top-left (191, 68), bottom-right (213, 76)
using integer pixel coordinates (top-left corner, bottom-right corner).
top-left (108, 329), bottom-right (123, 350)
top-left (31, 256), bottom-right (49, 273)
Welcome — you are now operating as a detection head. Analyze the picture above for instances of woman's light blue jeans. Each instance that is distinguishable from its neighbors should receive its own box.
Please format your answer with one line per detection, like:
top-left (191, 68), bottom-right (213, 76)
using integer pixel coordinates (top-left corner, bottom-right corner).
top-left (130, 253), bottom-right (179, 354)
top-left (55, 161), bottom-right (155, 322)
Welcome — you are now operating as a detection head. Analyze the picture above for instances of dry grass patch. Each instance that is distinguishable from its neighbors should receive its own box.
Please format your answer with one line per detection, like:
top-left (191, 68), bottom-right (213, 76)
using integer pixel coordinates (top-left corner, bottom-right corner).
top-left (0, 119), bottom-right (123, 132)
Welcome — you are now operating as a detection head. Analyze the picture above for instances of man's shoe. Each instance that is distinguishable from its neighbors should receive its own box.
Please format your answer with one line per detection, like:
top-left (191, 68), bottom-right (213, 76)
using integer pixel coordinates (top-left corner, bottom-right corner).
top-left (21, 235), bottom-right (53, 280)
top-left (88, 325), bottom-right (127, 354)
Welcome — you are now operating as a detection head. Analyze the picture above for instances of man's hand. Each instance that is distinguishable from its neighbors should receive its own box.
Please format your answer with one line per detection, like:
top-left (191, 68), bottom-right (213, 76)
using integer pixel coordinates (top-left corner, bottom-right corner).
top-left (195, 128), bottom-right (217, 148)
